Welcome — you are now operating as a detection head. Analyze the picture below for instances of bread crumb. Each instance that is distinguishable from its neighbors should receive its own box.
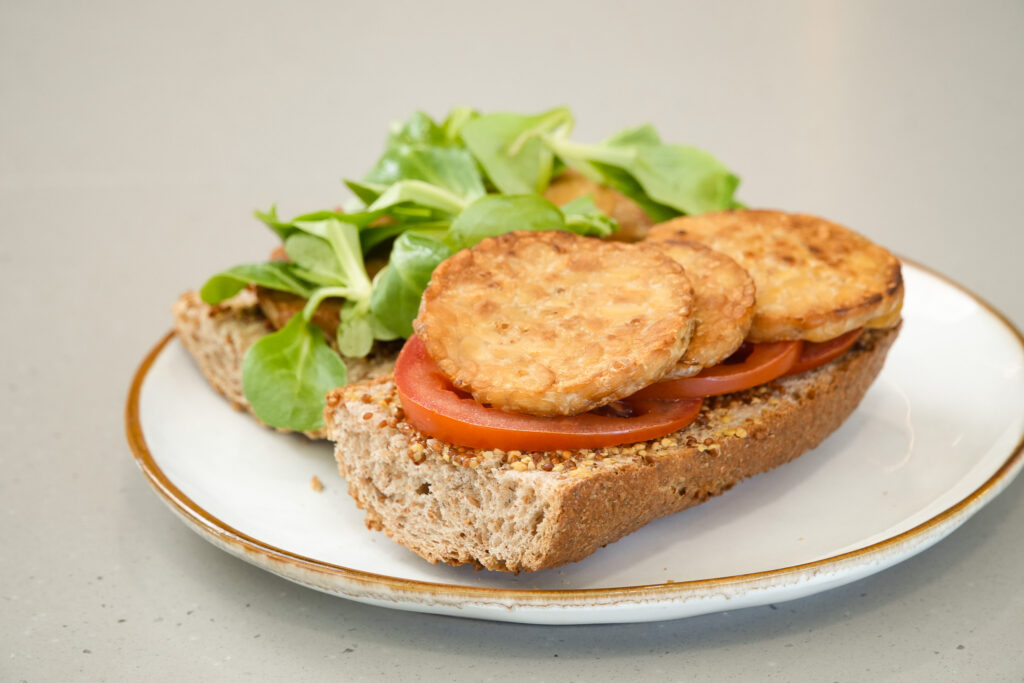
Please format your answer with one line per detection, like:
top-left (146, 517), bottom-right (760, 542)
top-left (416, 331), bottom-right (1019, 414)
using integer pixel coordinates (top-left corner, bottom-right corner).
top-left (311, 476), bottom-right (324, 492)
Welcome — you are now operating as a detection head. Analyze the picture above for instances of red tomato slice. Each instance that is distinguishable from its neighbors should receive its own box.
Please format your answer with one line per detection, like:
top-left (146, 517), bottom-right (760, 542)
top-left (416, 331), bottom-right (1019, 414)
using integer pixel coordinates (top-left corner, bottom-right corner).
top-left (394, 335), bottom-right (704, 451)
top-left (634, 340), bottom-right (803, 400)
top-left (784, 328), bottom-right (863, 377)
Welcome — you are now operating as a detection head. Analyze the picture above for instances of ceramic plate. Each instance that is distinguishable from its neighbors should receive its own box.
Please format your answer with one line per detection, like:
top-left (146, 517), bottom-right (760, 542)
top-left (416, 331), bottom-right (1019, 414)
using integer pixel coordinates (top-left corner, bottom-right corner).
top-left (126, 262), bottom-right (1024, 624)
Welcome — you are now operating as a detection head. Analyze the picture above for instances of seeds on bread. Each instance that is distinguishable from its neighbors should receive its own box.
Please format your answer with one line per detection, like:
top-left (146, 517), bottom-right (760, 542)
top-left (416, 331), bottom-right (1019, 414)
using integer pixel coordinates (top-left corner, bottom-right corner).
top-left (324, 326), bottom-right (900, 573)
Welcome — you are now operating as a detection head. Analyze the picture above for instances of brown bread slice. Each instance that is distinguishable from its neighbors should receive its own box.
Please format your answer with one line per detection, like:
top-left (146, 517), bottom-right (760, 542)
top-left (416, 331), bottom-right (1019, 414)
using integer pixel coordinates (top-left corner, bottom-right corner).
top-left (323, 326), bottom-right (899, 573)
top-left (171, 290), bottom-right (397, 438)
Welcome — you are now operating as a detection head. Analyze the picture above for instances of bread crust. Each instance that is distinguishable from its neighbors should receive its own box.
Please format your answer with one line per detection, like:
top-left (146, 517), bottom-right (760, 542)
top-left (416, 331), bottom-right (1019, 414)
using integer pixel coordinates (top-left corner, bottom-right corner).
top-left (324, 325), bottom-right (900, 573)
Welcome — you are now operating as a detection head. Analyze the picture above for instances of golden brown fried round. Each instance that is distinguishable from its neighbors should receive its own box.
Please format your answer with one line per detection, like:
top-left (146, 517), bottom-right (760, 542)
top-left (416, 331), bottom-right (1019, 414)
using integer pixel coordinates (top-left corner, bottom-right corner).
top-left (653, 240), bottom-right (756, 378)
top-left (648, 210), bottom-right (903, 343)
top-left (544, 169), bottom-right (653, 242)
top-left (414, 230), bottom-right (695, 417)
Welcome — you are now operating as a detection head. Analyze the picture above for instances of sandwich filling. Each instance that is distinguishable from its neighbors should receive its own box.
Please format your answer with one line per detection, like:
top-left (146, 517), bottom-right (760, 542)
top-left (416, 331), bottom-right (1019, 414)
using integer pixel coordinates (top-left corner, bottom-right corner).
top-left (398, 210), bottom-right (902, 451)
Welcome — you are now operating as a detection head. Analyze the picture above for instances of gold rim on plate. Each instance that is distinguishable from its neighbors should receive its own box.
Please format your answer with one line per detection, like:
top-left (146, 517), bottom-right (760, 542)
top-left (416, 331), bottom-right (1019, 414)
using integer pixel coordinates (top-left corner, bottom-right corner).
top-left (124, 260), bottom-right (1024, 610)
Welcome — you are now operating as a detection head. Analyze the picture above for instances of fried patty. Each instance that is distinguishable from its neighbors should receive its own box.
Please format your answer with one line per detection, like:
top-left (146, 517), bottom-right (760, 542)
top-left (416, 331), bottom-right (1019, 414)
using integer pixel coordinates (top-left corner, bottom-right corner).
top-left (544, 169), bottom-right (653, 242)
top-left (414, 231), bottom-right (695, 416)
top-left (653, 240), bottom-right (756, 378)
top-left (648, 210), bottom-right (903, 343)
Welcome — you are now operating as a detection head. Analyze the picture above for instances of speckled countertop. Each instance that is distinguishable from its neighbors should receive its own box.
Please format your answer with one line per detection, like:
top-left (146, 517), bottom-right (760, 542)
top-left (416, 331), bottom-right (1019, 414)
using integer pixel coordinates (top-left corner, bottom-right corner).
top-left (3, 1), bottom-right (1022, 680)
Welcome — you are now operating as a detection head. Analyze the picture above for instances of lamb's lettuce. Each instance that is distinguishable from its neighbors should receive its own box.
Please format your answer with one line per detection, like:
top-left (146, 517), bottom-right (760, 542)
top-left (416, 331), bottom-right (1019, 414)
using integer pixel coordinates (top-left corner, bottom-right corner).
top-left (369, 233), bottom-right (452, 338)
top-left (557, 195), bottom-right (618, 238)
top-left (459, 107), bottom-right (573, 194)
top-left (201, 105), bottom-right (743, 432)
top-left (446, 194), bottom-right (564, 251)
top-left (200, 262), bottom-right (312, 304)
top-left (241, 313), bottom-right (348, 432)
top-left (541, 121), bottom-right (741, 216)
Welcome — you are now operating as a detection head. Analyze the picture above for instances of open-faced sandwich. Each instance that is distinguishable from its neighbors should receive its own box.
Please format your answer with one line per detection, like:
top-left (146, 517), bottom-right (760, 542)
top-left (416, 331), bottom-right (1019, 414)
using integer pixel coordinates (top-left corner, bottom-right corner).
top-left (173, 107), bottom-right (902, 572)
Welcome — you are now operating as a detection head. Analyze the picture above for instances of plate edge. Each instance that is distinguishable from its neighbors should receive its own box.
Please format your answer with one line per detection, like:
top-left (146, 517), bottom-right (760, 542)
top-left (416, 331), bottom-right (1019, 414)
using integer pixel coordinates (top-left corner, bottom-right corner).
top-left (124, 261), bottom-right (1024, 610)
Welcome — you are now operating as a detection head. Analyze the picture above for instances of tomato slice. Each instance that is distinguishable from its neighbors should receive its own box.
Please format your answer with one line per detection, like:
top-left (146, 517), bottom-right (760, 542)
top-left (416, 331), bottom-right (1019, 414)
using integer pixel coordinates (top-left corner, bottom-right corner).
top-left (634, 340), bottom-right (803, 400)
top-left (394, 335), bottom-right (704, 451)
top-left (784, 328), bottom-right (863, 377)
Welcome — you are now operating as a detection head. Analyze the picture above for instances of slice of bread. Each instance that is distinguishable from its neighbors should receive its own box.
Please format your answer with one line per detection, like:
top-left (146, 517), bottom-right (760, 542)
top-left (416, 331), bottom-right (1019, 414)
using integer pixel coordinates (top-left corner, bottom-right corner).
top-left (171, 290), bottom-right (397, 438)
top-left (323, 326), bottom-right (899, 573)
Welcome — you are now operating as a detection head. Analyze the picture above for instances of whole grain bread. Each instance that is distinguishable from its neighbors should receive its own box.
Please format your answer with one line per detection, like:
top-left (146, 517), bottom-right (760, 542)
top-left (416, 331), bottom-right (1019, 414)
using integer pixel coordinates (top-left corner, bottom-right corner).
top-left (323, 326), bottom-right (899, 573)
top-left (171, 290), bottom-right (398, 438)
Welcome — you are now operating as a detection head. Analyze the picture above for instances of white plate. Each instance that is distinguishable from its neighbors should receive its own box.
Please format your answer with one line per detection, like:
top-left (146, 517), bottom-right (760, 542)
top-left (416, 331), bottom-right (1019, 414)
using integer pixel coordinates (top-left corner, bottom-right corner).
top-left (126, 262), bottom-right (1024, 624)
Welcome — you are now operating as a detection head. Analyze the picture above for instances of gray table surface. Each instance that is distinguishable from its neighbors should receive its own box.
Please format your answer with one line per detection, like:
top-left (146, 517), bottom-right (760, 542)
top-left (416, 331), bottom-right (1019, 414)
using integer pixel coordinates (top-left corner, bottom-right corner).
top-left (3, 1), bottom-right (1022, 680)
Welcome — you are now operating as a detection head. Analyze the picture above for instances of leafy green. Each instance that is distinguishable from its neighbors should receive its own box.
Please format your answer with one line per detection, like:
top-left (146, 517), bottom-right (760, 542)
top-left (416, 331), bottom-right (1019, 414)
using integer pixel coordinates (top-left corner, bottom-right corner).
top-left (241, 313), bottom-right (348, 432)
top-left (604, 123), bottom-right (662, 147)
top-left (557, 195), bottom-right (618, 238)
top-left (385, 110), bottom-right (449, 147)
top-left (283, 233), bottom-right (346, 286)
top-left (583, 161), bottom-right (681, 223)
top-left (446, 194), bottom-right (563, 251)
top-left (291, 219), bottom-right (372, 298)
top-left (361, 110), bottom-right (484, 203)
top-left (344, 179), bottom-right (387, 205)
top-left (441, 106), bottom-right (477, 141)
top-left (368, 179), bottom-right (468, 215)
top-left (545, 132), bottom-right (740, 215)
top-left (200, 262), bottom-right (311, 304)
top-left (234, 238), bottom-right (375, 431)
top-left (459, 107), bottom-right (573, 195)
top-left (336, 300), bottom-right (375, 357)
top-left (365, 146), bottom-right (484, 202)
top-left (256, 204), bottom-right (385, 235)
top-left (369, 233), bottom-right (451, 338)
top-left (203, 105), bottom-right (744, 434)
top-left (559, 123), bottom-right (681, 222)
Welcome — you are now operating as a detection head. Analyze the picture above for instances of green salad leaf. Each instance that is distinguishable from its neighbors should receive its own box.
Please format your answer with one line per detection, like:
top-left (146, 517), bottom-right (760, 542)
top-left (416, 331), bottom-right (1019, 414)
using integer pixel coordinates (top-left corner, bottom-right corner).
top-left (363, 110), bottom-right (485, 203)
top-left (441, 106), bottom-right (477, 141)
top-left (545, 129), bottom-right (741, 216)
top-left (366, 146), bottom-right (485, 202)
top-left (344, 179), bottom-right (387, 205)
top-left (446, 194), bottom-right (564, 251)
top-left (336, 300), bottom-right (376, 357)
top-left (200, 262), bottom-right (312, 304)
top-left (459, 107), bottom-right (573, 195)
top-left (201, 105), bottom-right (743, 432)
top-left (368, 179), bottom-right (468, 215)
top-left (369, 232), bottom-right (452, 338)
top-left (241, 313), bottom-right (348, 432)
top-left (287, 219), bottom-right (373, 300)
top-left (557, 195), bottom-right (618, 238)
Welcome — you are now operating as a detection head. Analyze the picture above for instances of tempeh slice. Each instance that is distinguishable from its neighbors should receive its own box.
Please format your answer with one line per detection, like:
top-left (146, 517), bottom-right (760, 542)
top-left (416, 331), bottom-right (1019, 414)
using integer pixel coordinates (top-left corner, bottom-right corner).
top-left (414, 230), bottom-right (695, 416)
top-left (653, 240), bottom-right (756, 378)
top-left (648, 210), bottom-right (903, 343)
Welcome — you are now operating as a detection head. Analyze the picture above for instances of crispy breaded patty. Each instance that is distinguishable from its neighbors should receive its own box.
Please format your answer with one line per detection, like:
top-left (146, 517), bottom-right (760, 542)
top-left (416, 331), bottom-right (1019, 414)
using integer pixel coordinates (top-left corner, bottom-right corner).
top-left (653, 240), bottom-right (756, 378)
top-left (414, 231), bottom-right (695, 416)
top-left (544, 169), bottom-right (653, 242)
top-left (648, 210), bottom-right (903, 343)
